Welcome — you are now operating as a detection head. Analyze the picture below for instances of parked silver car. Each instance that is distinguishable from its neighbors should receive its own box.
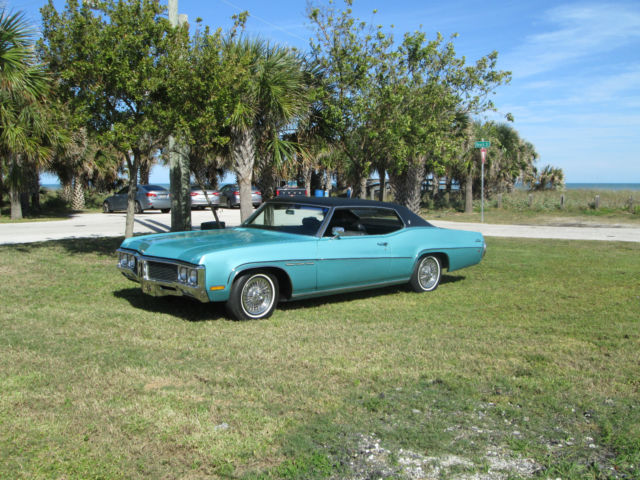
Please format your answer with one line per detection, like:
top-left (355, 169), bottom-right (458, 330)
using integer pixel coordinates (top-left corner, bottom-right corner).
top-left (103, 184), bottom-right (171, 214)
top-left (219, 184), bottom-right (262, 208)
top-left (190, 185), bottom-right (220, 209)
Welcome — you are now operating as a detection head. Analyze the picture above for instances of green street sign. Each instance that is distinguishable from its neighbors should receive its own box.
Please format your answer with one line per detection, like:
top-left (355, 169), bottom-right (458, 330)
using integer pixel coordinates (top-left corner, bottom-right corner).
top-left (475, 141), bottom-right (491, 148)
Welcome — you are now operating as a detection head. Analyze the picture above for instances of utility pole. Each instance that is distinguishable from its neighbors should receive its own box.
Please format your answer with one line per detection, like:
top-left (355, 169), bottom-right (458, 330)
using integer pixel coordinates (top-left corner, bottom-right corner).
top-left (168, 0), bottom-right (191, 231)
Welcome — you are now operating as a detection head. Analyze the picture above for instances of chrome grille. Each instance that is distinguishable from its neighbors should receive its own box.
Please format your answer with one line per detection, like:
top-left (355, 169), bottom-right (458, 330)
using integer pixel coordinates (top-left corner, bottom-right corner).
top-left (147, 261), bottom-right (177, 282)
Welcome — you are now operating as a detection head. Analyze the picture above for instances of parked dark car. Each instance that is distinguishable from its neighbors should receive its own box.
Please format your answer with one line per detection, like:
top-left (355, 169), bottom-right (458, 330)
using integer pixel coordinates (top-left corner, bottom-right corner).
top-left (103, 185), bottom-right (170, 214)
top-left (219, 184), bottom-right (262, 208)
top-left (190, 185), bottom-right (219, 210)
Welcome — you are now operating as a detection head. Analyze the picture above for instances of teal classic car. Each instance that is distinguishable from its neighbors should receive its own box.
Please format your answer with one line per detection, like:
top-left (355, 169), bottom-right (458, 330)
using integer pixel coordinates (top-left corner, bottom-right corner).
top-left (117, 197), bottom-right (486, 320)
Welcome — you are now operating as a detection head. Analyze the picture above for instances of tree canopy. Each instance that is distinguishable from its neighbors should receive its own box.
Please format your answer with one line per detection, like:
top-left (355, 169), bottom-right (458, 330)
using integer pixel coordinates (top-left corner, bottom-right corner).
top-left (1, 0), bottom-right (563, 226)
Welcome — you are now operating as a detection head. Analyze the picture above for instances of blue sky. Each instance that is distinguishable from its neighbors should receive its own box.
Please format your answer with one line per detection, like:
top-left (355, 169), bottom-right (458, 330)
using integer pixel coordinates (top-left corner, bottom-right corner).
top-left (13, 0), bottom-right (640, 183)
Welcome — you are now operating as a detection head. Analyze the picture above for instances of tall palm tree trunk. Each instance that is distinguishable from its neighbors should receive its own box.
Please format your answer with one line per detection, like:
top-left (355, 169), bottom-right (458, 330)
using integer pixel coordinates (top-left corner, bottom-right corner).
top-left (10, 186), bottom-right (22, 220)
top-left (465, 172), bottom-right (473, 214)
top-left (255, 154), bottom-right (277, 201)
top-left (233, 126), bottom-right (256, 222)
top-left (71, 176), bottom-right (85, 210)
top-left (389, 158), bottom-right (425, 214)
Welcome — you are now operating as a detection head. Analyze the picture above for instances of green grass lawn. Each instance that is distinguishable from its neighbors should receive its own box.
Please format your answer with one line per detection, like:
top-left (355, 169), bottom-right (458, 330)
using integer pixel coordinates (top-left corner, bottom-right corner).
top-left (0, 237), bottom-right (638, 479)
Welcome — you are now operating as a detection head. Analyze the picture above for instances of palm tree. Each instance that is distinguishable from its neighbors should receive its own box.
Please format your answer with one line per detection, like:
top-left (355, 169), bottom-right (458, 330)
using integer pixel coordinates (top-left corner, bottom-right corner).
top-left (0, 10), bottom-right (52, 219)
top-left (532, 165), bottom-right (564, 191)
top-left (223, 38), bottom-right (307, 221)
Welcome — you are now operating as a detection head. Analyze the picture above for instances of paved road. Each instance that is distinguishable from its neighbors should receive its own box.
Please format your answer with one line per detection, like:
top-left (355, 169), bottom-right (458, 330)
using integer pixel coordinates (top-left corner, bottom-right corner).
top-left (1, 209), bottom-right (639, 244)
top-left (0, 209), bottom-right (243, 245)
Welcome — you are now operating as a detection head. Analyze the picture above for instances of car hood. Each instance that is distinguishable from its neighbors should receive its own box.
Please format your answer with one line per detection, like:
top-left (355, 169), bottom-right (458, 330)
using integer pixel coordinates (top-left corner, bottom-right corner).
top-left (120, 227), bottom-right (311, 265)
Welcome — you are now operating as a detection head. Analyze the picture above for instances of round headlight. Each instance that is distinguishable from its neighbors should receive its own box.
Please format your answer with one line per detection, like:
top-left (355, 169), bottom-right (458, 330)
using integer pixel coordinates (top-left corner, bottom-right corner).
top-left (179, 266), bottom-right (188, 282)
top-left (189, 269), bottom-right (198, 285)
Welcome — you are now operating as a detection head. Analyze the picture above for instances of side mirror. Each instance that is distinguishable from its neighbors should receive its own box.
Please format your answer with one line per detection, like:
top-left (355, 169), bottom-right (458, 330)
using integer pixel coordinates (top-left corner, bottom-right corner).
top-left (331, 226), bottom-right (345, 238)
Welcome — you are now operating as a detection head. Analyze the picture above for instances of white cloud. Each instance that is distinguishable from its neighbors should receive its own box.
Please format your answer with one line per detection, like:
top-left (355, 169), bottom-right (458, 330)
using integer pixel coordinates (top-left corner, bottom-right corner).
top-left (504, 3), bottom-right (640, 78)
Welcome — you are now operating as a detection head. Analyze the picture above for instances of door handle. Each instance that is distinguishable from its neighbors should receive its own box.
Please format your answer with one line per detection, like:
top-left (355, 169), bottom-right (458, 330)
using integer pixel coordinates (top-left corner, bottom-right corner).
top-left (377, 242), bottom-right (388, 247)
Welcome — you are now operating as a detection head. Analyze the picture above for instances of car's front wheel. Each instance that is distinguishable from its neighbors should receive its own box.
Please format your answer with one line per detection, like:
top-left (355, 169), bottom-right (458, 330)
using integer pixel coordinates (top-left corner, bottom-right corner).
top-left (226, 271), bottom-right (279, 320)
top-left (410, 255), bottom-right (441, 292)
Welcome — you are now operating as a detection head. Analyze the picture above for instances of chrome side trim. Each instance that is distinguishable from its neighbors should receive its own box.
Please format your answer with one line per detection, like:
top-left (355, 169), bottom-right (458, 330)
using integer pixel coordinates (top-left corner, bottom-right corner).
top-left (289, 278), bottom-right (409, 300)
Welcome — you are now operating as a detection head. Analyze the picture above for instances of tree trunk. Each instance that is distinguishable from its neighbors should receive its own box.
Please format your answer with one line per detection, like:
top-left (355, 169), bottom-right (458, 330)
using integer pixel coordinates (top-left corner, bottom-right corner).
top-left (125, 154), bottom-right (139, 239)
top-left (301, 164), bottom-right (312, 195)
top-left (20, 192), bottom-right (30, 216)
top-left (139, 161), bottom-right (150, 185)
top-left (359, 175), bottom-right (367, 200)
top-left (255, 154), bottom-right (277, 200)
top-left (465, 172), bottom-right (473, 214)
top-left (377, 168), bottom-right (386, 202)
top-left (71, 176), bottom-right (85, 210)
top-left (432, 174), bottom-right (439, 203)
top-left (232, 126), bottom-right (256, 222)
top-left (10, 186), bottom-right (22, 220)
top-left (0, 170), bottom-right (4, 218)
top-left (61, 181), bottom-right (73, 204)
top-left (26, 167), bottom-right (40, 212)
top-left (169, 136), bottom-right (192, 232)
top-left (389, 158), bottom-right (425, 214)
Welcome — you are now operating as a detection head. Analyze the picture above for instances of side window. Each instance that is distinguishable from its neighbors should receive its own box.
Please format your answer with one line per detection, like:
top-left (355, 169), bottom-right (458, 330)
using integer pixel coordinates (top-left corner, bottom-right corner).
top-left (117, 187), bottom-right (128, 195)
top-left (325, 207), bottom-right (404, 236)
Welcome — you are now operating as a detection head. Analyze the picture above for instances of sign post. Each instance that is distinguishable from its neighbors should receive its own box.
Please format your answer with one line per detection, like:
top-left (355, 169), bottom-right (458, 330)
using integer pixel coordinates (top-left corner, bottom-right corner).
top-left (474, 140), bottom-right (490, 223)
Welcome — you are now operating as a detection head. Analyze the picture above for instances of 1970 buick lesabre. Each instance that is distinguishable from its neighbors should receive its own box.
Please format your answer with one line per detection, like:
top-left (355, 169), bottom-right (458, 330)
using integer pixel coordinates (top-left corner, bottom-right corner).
top-left (117, 197), bottom-right (486, 320)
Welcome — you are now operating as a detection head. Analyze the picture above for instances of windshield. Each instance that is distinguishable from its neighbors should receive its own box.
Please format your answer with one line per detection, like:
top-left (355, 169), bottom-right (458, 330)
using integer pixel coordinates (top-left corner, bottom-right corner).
top-left (244, 203), bottom-right (328, 236)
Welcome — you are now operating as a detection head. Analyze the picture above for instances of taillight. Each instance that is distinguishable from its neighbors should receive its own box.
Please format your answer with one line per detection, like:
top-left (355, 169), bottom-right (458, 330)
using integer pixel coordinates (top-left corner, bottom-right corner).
top-left (276, 189), bottom-right (280, 196)
top-left (213, 192), bottom-right (219, 196)
top-left (190, 192), bottom-right (198, 196)
top-left (234, 191), bottom-right (239, 195)
top-left (254, 191), bottom-right (261, 195)
top-left (146, 192), bottom-right (157, 197)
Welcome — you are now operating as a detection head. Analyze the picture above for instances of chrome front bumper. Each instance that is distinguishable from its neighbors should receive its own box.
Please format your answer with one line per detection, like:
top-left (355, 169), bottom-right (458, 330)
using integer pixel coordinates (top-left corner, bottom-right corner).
top-left (117, 249), bottom-right (209, 303)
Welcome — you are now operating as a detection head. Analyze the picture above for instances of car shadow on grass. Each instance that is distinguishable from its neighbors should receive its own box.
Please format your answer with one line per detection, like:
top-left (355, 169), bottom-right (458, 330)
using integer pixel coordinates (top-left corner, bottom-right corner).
top-left (278, 274), bottom-right (465, 313)
top-left (114, 288), bottom-right (227, 322)
top-left (114, 275), bottom-right (465, 322)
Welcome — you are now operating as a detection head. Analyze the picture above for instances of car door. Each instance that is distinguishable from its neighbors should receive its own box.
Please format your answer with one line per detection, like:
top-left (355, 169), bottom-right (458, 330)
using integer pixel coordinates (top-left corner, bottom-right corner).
top-left (315, 207), bottom-right (392, 290)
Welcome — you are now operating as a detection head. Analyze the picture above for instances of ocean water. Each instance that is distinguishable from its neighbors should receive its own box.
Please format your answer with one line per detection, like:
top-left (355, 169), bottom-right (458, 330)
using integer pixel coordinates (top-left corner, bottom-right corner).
top-left (565, 183), bottom-right (640, 191)
top-left (42, 182), bottom-right (640, 191)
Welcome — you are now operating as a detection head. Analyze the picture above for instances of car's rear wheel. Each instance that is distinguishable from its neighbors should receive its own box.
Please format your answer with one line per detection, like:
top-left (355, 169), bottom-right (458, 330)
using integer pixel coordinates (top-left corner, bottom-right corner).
top-left (226, 271), bottom-right (279, 320)
top-left (410, 255), bottom-right (441, 292)
top-left (161, 208), bottom-right (170, 213)
top-left (102, 201), bottom-right (112, 213)
top-left (134, 201), bottom-right (143, 214)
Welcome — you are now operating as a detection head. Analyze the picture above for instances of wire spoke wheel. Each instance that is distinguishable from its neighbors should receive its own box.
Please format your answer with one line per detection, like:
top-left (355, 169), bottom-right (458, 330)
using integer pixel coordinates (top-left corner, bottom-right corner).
top-left (227, 272), bottom-right (279, 320)
top-left (410, 255), bottom-right (441, 292)
top-left (241, 275), bottom-right (275, 317)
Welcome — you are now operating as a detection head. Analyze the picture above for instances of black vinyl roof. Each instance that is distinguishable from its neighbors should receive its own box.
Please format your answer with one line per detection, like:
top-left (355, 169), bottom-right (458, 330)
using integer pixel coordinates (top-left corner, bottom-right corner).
top-left (265, 196), bottom-right (433, 228)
